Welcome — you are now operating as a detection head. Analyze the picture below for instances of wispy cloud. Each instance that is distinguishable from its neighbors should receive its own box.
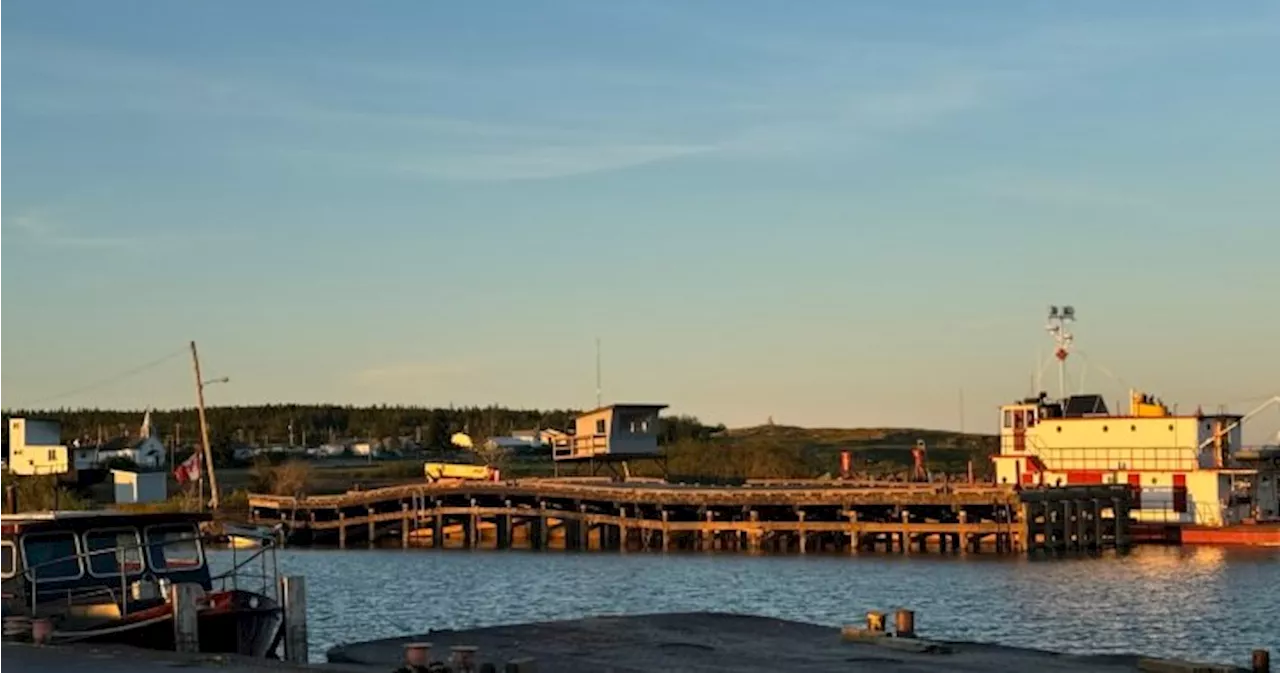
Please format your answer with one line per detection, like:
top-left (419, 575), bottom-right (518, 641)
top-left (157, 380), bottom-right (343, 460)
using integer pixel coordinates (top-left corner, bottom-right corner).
top-left (396, 143), bottom-right (714, 181)
top-left (4, 209), bottom-right (142, 249)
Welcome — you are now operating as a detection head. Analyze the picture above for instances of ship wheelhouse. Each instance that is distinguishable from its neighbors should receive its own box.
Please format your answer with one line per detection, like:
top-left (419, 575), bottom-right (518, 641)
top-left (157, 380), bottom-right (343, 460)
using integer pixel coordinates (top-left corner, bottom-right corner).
top-left (992, 390), bottom-right (1253, 526)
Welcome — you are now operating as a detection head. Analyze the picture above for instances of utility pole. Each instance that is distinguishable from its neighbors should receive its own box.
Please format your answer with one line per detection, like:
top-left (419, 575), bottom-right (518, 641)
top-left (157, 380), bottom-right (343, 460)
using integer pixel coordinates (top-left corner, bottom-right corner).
top-left (191, 341), bottom-right (220, 511)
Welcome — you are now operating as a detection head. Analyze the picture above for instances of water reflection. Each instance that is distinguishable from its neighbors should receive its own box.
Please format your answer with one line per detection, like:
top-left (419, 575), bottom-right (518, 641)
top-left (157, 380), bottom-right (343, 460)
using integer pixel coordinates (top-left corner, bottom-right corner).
top-left (210, 546), bottom-right (1278, 666)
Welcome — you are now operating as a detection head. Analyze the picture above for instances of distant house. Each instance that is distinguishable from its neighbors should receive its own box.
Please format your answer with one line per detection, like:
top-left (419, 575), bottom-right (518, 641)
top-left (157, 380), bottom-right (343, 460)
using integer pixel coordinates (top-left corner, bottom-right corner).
top-left (97, 411), bottom-right (166, 469)
top-left (112, 469), bottom-right (167, 504)
top-left (351, 442), bottom-right (374, 456)
top-left (555, 404), bottom-right (667, 461)
top-left (8, 418), bottom-right (72, 476)
top-left (510, 428), bottom-right (571, 450)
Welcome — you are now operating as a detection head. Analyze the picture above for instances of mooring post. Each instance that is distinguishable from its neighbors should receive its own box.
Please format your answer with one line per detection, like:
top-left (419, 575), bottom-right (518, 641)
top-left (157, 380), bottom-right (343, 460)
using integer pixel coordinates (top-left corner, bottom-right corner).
top-left (280, 575), bottom-right (308, 663)
top-left (894, 609), bottom-right (915, 638)
top-left (748, 509), bottom-right (761, 553)
top-left (865, 610), bottom-right (886, 634)
top-left (1253, 648), bottom-right (1270, 673)
top-left (170, 583), bottom-right (201, 653)
top-left (404, 643), bottom-right (432, 670)
top-left (900, 510), bottom-right (911, 554)
top-left (367, 505), bottom-right (376, 547)
top-left (958, 510), bottom-right (969, 554)
top-left (704, 509), bottom-right (716, 552)
top-left (338, 511), bottom-right (347, 549)
top-left (433, 504), bottom-right (444, 549)
top-left (470, 499), bottom-right (481, 549)
top-left (578, 504), bottom-right (589, 551)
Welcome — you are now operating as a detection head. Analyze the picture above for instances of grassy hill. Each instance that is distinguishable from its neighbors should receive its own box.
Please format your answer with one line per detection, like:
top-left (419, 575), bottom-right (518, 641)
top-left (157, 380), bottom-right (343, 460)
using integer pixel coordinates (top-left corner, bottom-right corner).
top-left (661, 424), bottom-right (997, 481)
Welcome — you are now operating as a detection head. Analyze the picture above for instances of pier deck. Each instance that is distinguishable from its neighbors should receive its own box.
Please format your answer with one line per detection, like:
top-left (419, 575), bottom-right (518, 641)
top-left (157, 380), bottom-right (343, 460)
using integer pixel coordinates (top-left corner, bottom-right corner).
top-left (248, 479), bottom-right (1132, 554)
top-left (327, 612), bottom-right (1230, 672)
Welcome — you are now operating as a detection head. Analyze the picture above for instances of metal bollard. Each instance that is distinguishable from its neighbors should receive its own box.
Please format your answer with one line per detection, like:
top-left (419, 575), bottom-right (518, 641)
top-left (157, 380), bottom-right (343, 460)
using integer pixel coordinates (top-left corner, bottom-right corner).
top-left (504, 658), bottom-right (538, 673)
top-left (894, 609), bottom-right (915, 638)
top-left (451, 645), bottom-right (479, 673)
top-left (1255, 649), bottom-right (1270, 673)
top-left (404, 642), bottom-right (432, 669)
top-left (865, 610), bottom-right (886, 633)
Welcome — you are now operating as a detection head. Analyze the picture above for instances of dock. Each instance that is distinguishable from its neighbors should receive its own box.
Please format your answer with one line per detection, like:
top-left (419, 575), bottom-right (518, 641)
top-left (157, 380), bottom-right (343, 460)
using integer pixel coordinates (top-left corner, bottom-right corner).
top-left (248, 479), bottom-right (1134, 554)
top-left (326, 612), bottom-right (1256, 672)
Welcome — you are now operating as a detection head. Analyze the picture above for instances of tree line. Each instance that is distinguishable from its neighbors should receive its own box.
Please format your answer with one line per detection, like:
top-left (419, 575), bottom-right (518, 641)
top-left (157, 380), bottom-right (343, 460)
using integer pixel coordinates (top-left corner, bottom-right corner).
top-left (1, 405), bottom-right (724, 453)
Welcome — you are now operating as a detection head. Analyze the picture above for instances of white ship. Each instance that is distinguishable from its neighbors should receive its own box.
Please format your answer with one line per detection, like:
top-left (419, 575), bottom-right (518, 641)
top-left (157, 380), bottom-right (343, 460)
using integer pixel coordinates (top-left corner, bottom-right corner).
top-left (992, 307), bottom-right (1279, 530)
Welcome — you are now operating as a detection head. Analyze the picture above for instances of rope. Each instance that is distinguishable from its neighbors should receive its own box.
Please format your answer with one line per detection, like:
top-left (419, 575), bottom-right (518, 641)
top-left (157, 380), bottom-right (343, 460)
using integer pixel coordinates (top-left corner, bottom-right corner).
top-left (16, 347), bottom-right (187, 407)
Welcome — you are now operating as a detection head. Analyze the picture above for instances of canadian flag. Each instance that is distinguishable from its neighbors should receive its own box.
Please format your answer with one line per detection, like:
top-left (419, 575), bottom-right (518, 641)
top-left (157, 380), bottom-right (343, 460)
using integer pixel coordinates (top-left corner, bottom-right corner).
top-left (174, 452), bottom-right (202, 485)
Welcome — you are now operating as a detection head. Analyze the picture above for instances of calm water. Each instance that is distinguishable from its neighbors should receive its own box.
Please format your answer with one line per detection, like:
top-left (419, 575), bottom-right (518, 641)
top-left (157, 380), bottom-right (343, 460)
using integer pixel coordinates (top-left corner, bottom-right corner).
top-left (211, 546), bottom-right (1279, 666)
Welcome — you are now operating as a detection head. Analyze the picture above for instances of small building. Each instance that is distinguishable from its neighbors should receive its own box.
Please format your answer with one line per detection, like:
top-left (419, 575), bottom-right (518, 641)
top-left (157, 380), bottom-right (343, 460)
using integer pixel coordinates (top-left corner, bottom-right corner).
top-left (112, 469), bottom-right (168, 504)
top-left (99, 436), bottom-right (166, 469)
top-left (556, 404), bottom-right (667, 461)
top-left (7, 418), bottom-right (70, 476)
top-left (510, 428), bottom-right (571, 450)
top-left (351, 442), bottom-right (374, 456)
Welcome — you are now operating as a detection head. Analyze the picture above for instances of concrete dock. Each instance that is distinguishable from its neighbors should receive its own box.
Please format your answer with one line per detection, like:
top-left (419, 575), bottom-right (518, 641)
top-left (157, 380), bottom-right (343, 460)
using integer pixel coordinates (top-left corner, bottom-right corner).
top-left (326, 613), bottom-right (1244, 672)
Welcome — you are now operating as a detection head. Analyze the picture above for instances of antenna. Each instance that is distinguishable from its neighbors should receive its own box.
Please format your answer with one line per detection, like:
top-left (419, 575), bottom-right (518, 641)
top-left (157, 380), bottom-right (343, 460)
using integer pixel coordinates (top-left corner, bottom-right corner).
top-left (595, 337), bottom-right (602, 408)
top-left (1046, 305), bottom-right (1076, 400)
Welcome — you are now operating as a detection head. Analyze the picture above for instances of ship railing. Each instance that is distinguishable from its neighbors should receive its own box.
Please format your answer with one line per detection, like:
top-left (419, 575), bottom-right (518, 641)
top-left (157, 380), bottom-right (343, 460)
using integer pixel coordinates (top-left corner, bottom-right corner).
top-left (1130, 500), bottom-right (1227, 526)
top-left (210, 527), bottom-right (279, 601)
top-left (1012, 441), bottom-right (1203, 472)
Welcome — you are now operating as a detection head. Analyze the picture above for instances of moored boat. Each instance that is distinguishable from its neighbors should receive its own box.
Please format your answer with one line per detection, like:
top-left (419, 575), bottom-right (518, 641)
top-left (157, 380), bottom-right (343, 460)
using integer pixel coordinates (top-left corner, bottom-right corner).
top-left (1, 510), bottom-right (283, 656)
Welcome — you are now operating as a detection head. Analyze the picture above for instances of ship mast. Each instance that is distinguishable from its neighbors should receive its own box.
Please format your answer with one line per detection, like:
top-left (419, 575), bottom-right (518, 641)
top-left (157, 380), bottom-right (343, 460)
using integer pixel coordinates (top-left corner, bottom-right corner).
top-left (1046, 305), bottom-right (1076, 400)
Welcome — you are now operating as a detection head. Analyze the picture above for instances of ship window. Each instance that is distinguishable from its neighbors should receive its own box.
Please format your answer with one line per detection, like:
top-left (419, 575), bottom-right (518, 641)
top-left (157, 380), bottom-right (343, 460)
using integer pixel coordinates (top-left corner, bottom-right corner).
top-left (1056, 426), bottom-right (1062, 433)
top-left (1027, 410), bottom-right (1037, 426)
top-left (84, 528), bottom-right (144, 577)
top-left (1003, 410), bottom-right (1013, 429)
top-left (144, 524), bottom-right (203, 572)
top-left (1, 541), bottom-right (15, 578)
top-left (1103, 426), bottom-right (1109, 432)
top-left (21, 532), bottom-right (83, 582)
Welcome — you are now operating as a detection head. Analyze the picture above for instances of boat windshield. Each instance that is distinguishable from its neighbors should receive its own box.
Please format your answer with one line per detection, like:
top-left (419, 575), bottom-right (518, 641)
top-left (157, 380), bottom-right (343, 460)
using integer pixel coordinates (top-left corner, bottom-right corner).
top-left (85, 528), bottom-right (144, 576)
top-left (23, 532), bottom-right (82, 581)
top-left (146, 524), bottom-right (203, 571)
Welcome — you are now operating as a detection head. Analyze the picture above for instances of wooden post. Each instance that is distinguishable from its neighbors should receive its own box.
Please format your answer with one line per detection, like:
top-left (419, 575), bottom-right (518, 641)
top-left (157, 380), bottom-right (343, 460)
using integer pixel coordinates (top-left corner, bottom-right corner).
top-left (705, 509), bottom-right (715, 552)
top-left (171, 583), bottom-right (201, 653)
top-left (846, 511), bottom-right (859, 554)
top-left (865, 610), bottom-right (885, 634)
top-left (618, 507), bottom-right (629, 553)
top-left (470, 500), bottom-right (481, 549)
top-left (402, 503), bottom-right (410, 548)
top-left (280, 576), bottom-right (308, 664)
top-left (661, 510), bottom-right (671, 552)
top-left (368, 506), bottom-right (376, 547)
top-left (748, 510), bottom-right (761, 553)
top-left (578, 505), bottom-right (589, 551)
top-left (797, 509), bottom-right (807, 554)
top-left (434, 503), bottom-right (445, 548)
top-left (958, 510), bottom-right (969, 554)
top-left (338, 512), bottom-right (346, 549)
top-left (900, 510), bottom-right (910, 554)
top-left (190, 341), bottom-right (220, 510)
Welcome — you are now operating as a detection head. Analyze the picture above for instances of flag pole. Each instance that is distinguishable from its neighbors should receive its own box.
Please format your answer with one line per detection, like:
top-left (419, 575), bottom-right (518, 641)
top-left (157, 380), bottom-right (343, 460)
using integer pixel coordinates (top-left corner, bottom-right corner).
top-left (191, 341), bottom-right (220, 511)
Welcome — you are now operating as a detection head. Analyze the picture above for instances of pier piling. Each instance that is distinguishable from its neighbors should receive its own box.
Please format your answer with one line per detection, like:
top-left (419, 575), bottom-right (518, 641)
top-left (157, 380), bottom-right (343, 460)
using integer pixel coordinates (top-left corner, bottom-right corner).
top-left (170, 583), bottom-right (201, 653)
top-left (280, 575), bottom-right (309, 664)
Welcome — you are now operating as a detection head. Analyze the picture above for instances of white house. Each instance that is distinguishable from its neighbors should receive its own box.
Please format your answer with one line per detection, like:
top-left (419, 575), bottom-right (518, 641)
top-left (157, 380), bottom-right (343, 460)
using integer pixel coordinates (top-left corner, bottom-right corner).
top-left (112, 469), bottom-right (167, 504)
top-left (98, 411), bottom-right (166, 469)
top-left (7, 418), bottom-right (71, 476)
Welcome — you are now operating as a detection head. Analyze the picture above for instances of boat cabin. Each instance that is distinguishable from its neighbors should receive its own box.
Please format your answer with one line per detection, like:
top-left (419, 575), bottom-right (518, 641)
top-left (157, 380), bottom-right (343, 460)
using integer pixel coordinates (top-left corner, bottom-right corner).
top-left (2, 511), bottom-right (211, 611)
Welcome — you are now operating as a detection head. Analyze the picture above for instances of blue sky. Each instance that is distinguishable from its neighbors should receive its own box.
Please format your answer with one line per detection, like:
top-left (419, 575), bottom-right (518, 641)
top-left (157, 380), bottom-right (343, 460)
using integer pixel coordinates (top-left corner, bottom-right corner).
top-left (3, 1), bottom-right (1278, 439)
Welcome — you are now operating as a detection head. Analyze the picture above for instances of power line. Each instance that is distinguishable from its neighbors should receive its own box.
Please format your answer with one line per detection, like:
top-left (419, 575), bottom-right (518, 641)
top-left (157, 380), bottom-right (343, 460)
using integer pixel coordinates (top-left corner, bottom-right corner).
top-left (14, 347), bottom-right (187, 408)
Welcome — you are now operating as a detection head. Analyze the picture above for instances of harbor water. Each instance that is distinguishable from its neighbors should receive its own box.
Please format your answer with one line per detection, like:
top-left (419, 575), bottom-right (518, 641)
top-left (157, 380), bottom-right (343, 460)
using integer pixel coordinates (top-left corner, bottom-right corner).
top-left (212, 545), bottom-right (1278, 666)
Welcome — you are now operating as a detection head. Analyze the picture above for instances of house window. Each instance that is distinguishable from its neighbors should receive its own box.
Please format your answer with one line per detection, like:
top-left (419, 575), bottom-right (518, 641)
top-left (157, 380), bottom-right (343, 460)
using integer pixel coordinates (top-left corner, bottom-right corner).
top-left (85, 528), bottom-right (144, 577)
top-left (21, 532), bottom-right (83, 581)
top-left (595, 419), bottom-right (606, 435)
top-left (1, 541), bottom-right (15, 579)
top-left (47, 449), bottom-right (56, 462)
top-left (145, 525), bottom-right (203, 571)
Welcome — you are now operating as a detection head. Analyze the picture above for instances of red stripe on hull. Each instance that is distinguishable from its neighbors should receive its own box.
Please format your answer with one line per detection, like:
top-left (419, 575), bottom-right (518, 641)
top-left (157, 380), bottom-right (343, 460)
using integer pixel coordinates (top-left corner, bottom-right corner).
top-left (1180, 525), bottom-right (1280, 547)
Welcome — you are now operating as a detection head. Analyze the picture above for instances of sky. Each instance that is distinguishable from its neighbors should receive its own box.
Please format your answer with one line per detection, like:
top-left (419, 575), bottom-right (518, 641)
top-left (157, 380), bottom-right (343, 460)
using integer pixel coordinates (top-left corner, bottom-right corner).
top-left (3, 1), bottom-right (1279, 440)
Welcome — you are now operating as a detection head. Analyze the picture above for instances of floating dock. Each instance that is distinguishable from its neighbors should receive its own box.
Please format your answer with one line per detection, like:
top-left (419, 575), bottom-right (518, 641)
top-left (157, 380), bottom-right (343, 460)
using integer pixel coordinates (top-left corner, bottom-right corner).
top-left (247, 479), bottom-right (1134, 554)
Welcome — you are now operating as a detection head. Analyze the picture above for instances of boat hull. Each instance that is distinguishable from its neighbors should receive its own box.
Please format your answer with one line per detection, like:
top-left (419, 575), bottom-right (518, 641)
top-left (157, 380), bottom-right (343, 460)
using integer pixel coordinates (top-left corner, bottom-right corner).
top-left (1180, 523), bottom-right (1280, 547)
top-left (54, 590), bottom-right (283, 657)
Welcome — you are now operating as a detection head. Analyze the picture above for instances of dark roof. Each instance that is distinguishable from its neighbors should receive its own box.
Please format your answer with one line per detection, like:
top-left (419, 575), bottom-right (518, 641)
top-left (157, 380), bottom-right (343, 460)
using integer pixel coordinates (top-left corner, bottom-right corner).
top-left (1, 510), bottom-right (209, 534)
top-left (1063, 395), bottom-right (1109, 417)
top-left (576, 403), bottom-right (669, 417)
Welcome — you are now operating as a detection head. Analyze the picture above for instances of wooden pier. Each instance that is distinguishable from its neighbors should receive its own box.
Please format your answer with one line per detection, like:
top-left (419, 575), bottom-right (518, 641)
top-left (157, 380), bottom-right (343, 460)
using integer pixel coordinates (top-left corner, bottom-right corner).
top-left (247, 479), bottom-right (1133, 555)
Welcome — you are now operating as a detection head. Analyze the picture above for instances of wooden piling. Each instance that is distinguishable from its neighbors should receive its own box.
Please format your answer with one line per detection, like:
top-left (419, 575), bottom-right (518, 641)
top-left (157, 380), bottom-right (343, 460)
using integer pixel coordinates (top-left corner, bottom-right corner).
top-left (280, 575), bottom-right (308, 664)
top-left (338, 512), bottom-right (346, 549)
top-left (1254, 648), bottom-right (1270, 673)
top-left (170, 583), bottom-right (201, 653)
top-left (401, 503), bottom-right (410, 548)
top-left (866, 610), bottom-right (886, 634)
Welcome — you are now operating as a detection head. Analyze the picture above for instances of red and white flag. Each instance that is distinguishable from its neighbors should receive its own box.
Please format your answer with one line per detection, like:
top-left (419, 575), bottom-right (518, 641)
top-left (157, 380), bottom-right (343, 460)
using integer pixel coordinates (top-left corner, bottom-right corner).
top-left (174, 452), bottom-right (202, 485)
